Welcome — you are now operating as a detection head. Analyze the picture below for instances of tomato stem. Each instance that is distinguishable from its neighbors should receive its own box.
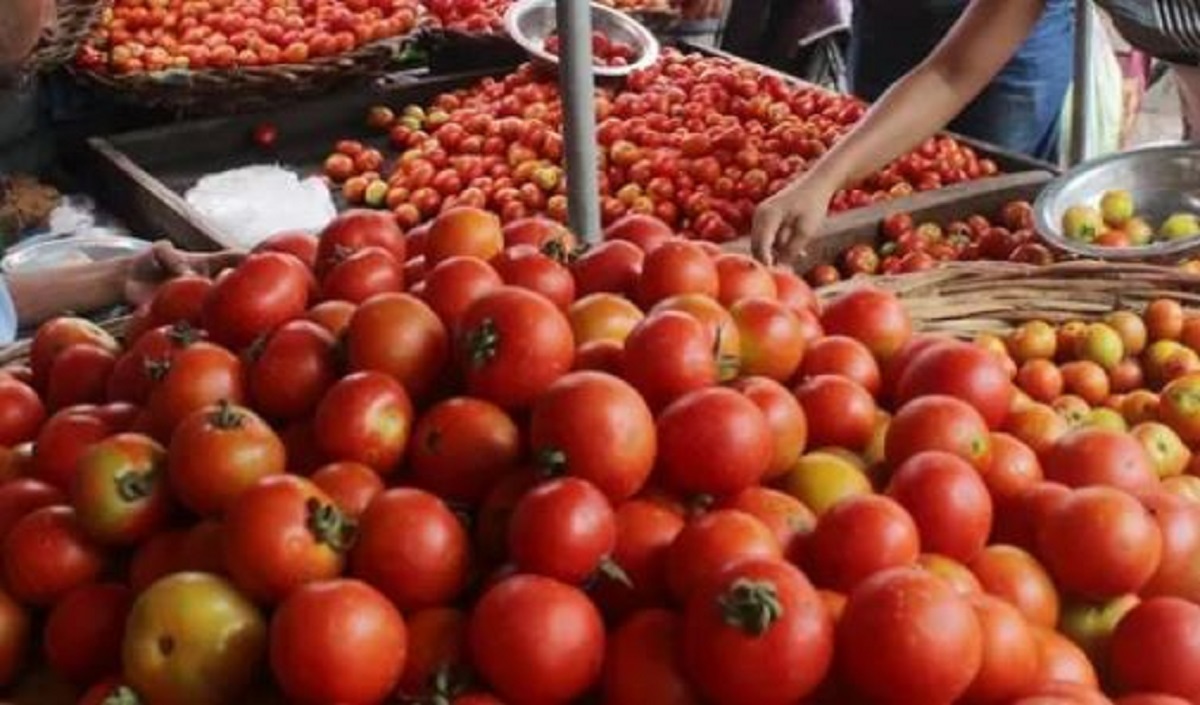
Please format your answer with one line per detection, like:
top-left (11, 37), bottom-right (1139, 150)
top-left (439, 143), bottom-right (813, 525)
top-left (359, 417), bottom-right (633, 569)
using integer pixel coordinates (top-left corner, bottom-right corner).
top-left (465, 319), bottom-right (500, 368)
top-left (208, 399), bottom-right (245, 430)
top-left (115, 470), bottom-right (158, 502)
top-left (101, 685), bottom-right (142, 705)
top-left (597, 556), bottom-right (633, 588)
top-left (535, 447), bottom-right (568, 476)
top-left (166, 322), bottom-right (201, 348)
top-left (718, 578), bottom-right (783, 637)
top-left (305, 497), bottom-right (357, 553)
top-left (144, 357), bottom-right (172, 382)
top-left (541, 239), bottom-right (577, 264)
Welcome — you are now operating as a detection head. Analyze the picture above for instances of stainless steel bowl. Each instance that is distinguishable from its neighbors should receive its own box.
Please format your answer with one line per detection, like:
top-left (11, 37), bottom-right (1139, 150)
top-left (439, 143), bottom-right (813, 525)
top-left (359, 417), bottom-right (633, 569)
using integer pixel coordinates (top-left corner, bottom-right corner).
top-left (2, 235), bottom-right (151, 273)
top-left (504, 0), bottom-right (660, 79)
top-left (1034, 143), bottom-right (1200, 261)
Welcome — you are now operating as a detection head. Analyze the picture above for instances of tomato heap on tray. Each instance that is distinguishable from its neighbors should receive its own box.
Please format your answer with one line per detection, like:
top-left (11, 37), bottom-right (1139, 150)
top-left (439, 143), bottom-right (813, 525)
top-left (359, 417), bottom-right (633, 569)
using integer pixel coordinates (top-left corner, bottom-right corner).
top-left (422, 0), bottom-right (510, 32)
top-left (4, 209), bottom-right (1200, 703)
top-left (544, 30), bottom-right (638, 68)
top-left (321, 50), bottom-right (1000, 242)
top-left (77, 0), bottom-right (423, 74)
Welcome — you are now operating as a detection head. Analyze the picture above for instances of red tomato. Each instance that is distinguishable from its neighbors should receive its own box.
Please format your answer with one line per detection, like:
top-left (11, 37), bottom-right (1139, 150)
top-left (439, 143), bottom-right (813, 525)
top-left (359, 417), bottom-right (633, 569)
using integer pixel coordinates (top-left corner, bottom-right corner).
top-left (0, 479), bottom-right (63, 545)
top-left (468, 575), bottom-right (605, 704)
top-left (201, 252), bottom-right (311, 349)
top-left (657, 387), bottom-right (773, 497)
top-left (0, 587), bottom-right (28, 688)
top-left (804, 494), bottom-right (920, 593)
top-left (1043, 428), bottom-right (1158, 495)
top-left (168, 402), bottom-right (285, 517)
top-left (0, 379), bottom-right (45, 447)
top-left (896, 341), bottom-right (1016, 429)
top-left (1032, 627), bottom-right (1100, 690)
top-left (107, 322), bottom-right (206, 405)
top-left (397, 607), bottom-right (467, 698)
top-left (593, 500), bottom-right (685, 619)
top-left (837, 567), bottom-right (983, 704)
top-left (666, 509), bottom-right (781, 602)
top-left (43, 583), bottom-right (132, 684)
top-left (1111, 598), bottom-right (1200, 700)
top-left (961, 593), bottom-right (1040, 705)
top-left (147, 275), bottom-right (214, 328)
top-left (820, 287), bottom-right (913, 360)
top-left (3, 506), bottom-right (106, 606)
top-left (350, 488), bottom-right (470, 612)
top-left (128, 530), bottom-right (186, 593)
top-left (771, 268), bottom-right (819, 316)
top-left (31, 409), bottom-right (110, 493)
top-left (985, 432), bottom-right (1044, 502)
top-left (731, 376), bottom-right (808, 480)
top-left (253, 230), bottom-right (319, 270)
top-left (247, 319), bottom-right (338, 421)
top-left (29, 317), bottom-right (120, 392)
top-left (271, 579), bottom-right (407, 705)
top-left (223, 475), bottom-right (349, 604)
top-left (457, 287), bottom-right (574, 409)
top-left (314, 372), bottom-right (413, 474)
top-left (45, 344), bottom-right (116, 411)
top-left (72, 433), bottom-right (171, 546)
top-left (426, 207), bottom-right (504, 265)
top-left (604, 609), bottom-right (701, 705)
top-left (713, 253), bottom-right (777, 307)
top-left (793, 375), bottom-right (877, 451)
top-left (492, 245), bottom-right (576, 310)
top-left (319, 247), bottom-right (404, 304)
top-left (502, 216), bottom-right (577, 252)
top-left (571, 239), bottom-right (645, 298)
top-left (1037, 486), bottom-right (1163, 600)
top-left (886, 395), bottom-right (993, 471)
top-left (346, 293), bottom-right (448, 402)
top-left (604, 213), bottom-right (675, 252)
top-left (420, 256), bottom-right (504, 333)
top-left (529, 371), bottom-right (656, 502)
top-left (1142, 492), bottom-right (1200, 602)
top-left (730, 297), bottom-right (806, 383)
top-left (408, 397), bottom-right (519, 505)
top-left (799, 335), bottom-right (882, 396)
top-left (315, 209), bottom-right (407, 275)
top-left (144, 341), bottom-right (246, 442)
top-left (309, 461), bottom-right (384, 519)
top-left (306, 300), bottom-right (357, 337)
top-left (887, 451), bottom-right (993, 563)
top-left (508, 477), bottom-right (616, 584)
top-left (636, 240), bottom-right (719, 308)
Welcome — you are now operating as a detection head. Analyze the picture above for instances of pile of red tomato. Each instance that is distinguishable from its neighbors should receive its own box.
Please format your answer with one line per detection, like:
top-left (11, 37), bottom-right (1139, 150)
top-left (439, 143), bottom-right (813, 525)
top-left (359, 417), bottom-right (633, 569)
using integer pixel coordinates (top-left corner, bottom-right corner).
top-left (323, 50), bottom-right (1000, 242)
top-left (544, 30), bottom-right (638, 68)
top-left (5, 207), bottom-right (1200, 704)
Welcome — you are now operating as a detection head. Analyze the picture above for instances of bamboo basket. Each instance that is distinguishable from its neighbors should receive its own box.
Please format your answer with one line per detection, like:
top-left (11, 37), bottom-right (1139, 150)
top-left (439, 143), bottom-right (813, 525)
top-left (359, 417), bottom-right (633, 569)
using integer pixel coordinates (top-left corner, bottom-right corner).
top-left (819, 260), bottom-right (1200, 338)
top-left (26, 0), bottom-right (108, 72)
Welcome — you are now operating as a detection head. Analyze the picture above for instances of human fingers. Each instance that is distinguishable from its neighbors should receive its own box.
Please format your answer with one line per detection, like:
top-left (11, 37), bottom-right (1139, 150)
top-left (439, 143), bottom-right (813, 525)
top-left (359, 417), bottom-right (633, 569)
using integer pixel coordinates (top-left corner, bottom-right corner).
top-left (150, 240), bottom-right (196, 277)
top-left (750, 205), bottom-right (785, 266)
top-left (185, 250), bottom-right (246, 277)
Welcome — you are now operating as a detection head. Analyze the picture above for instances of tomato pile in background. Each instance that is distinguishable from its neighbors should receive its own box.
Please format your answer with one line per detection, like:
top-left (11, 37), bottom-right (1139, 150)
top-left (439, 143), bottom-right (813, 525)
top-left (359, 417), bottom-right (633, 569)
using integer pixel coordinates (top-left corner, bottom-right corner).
top-left (4, 208), bottom-right (1200, 704)
top-left (544, 31), bottom-right (639, 68)
top-left (323, 50), bottom-right (999, 242)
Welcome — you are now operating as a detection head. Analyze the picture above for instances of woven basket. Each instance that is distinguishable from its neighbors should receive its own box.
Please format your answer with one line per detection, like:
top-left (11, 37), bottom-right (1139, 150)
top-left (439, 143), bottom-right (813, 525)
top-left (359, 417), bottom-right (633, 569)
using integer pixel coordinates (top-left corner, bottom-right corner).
top-left (819, 260), bottom-right (1200, 338)
top-left (26, 0), bottom-right (108, 72)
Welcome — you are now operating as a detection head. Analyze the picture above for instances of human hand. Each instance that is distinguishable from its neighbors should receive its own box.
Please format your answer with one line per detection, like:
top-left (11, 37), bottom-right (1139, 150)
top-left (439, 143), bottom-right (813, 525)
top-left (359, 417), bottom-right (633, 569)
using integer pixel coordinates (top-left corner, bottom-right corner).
top-left (750, 178), bottom-right (835, 267)
top-left (124, 240), bottom-right (245, 306)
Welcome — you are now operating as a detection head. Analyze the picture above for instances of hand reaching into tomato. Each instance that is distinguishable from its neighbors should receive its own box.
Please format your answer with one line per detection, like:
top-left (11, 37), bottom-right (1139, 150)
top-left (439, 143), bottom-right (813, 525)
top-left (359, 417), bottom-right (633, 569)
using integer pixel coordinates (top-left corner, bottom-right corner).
top-left (124, 241), bottom-right (244, 306)
top-left (750, 175), bottom-right (837, 267)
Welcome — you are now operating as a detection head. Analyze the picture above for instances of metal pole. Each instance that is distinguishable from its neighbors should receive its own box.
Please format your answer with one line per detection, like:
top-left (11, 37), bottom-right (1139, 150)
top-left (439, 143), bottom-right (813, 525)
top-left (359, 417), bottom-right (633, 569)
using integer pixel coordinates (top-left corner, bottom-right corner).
top-left (1069, 0), bottom-right (1094, 166)
top-left (557, 0), bottom-right (603, 243)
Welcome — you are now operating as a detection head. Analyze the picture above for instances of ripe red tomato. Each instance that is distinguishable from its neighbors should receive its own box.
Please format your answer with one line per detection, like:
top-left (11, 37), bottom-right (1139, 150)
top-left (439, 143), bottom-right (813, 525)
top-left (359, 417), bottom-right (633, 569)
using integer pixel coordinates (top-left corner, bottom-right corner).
top-left (29, 317), bottom-right (120, 391)
top-left (346, 293), bottom-right (449, 402)
top-left (43, 583), bottom-right (132, 684)
top-left (713, 253), bottom-right (777, 306)
top-left (886, 395), bottom-right (993, 471)
top-left (72, 433), bottom-right (171, 546)
top-left (529, 371), bottom-right (656, 502)
top-left (420, 256), bottom-right (504, 333)
top-left (636, 240), bottom-right (719, 307)
top-left (1142, 492), bottom-right (1200, 602)
top-left (1111, 597), bottom-right (1200, 700)
top-left (147, 275), bottom-right (213, 329)
top-left (508, 477), bottom-right (616, 584)
top-left (45, 344), bottom-right (116, 411)
top-left (3, 506), bottom-right (107, 606)
top-left (666, 509), bottom-right (781, 602)
top-left (657, 387), bottom-right (773, 497)
top-left (804, 494), bottom-right (920, 592)
top-left (168, 402), bottom-right (285, 517)
top-left (799, 335), bottom-right (882, 395)
top-left (502, 216), bottom-right (577, 252)
top-left (604, 609), bottom-right (701, 705)
top-left (397, 607), bottom-right (468, 698)
top-left (457, 287), bottom-right (574, 409)
top-left (253, 230), bottom-right (319, 270)
top-left (350, 488), bottom-right (470, 612)
top-left (1031, 626), bottom-right (1100, 691)
top-left (593, 500), bottom-right (685, 619)
top-left (0, 586), bottom-right (27, 689)
top-left (271, 579), bottom-right (407, 705)
top-left (887, 450), bottom-right (993, 563)
top-left (426, 207), bottom-right (504, 265)
top-left (408, 397), bottom-right (520, 505)
top-left (837, 567), bottom-right (984, 704)
top-left (984, 432), bottom-right (1044, 501)
top-left (820, 287), bottom-right (913, 361)
top-left (730, 297), bottom-right (806, 383)
top-left (731, 376), bottom-right (807, 480)
top-left (961, 593), bottom-right (1040, 704)
top-left (468, 575), bottom-right (605, 704)
top-left (621, 310), bottom-right (717, 411)
top-left (571, 240), bottom-right (645, 298)
top-left (1043, 428), bottom-right (1158, 495)
top-left (793, 375), bottom-right (877, 450)
top-left (247, 319), bottom-right (338, 421)
top-left (107, 322), bottom-right (206, 405)
top-left (0, 379), bottom-right (44, 447)
top-left (319, 246), bottom-right (404, 304)
top-left (201, 252), bottom-right (311, 349)
top-left (309, 461), bottom-right (383, 519)
top-left (30, 409), bottom-right (109, 493)
top-left (144, 341), bottom-right (246, 441)
top-left (604, 213), bottom-right (675, 252)
top-left (306, 300), bottom-right (357, 337)
top-left (0, 479), bottom-right (63, 546)
top-left (314, 372), bottom-right (413, 474)
top-left (492, 245), bottom-right (577, 310)
top-left (315, 209), bottom-right (407, 275)
top-left (896, 341), bottom-right (1016, 429)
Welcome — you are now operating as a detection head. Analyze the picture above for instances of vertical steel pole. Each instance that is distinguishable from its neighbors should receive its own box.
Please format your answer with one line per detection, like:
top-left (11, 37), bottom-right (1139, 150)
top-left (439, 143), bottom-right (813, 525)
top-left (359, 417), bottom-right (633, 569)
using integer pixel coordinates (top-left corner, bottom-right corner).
top-left (1069, 0), bottom-right (1094, 166)
top-left (557, 0), bottom-right (603, 243)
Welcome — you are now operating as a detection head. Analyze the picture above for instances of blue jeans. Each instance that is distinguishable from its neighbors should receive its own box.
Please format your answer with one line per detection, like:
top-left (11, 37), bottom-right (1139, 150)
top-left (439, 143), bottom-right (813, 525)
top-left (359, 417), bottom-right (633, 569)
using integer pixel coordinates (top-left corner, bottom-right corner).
top-left (850, 0), bottom-right (1075, 162)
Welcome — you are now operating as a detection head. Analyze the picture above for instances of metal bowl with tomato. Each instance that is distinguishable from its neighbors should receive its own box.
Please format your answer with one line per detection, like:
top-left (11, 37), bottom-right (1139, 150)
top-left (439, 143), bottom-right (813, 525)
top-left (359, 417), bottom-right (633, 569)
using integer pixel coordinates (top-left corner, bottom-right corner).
top-left (504, 0), bottom-right (661, 79)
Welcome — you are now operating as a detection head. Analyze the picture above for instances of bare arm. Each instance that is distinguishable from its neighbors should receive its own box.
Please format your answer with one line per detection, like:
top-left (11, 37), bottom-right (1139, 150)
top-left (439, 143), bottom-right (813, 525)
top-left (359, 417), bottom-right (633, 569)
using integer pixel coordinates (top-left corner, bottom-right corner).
top-left (752, 0), bottom-right (1049, 264)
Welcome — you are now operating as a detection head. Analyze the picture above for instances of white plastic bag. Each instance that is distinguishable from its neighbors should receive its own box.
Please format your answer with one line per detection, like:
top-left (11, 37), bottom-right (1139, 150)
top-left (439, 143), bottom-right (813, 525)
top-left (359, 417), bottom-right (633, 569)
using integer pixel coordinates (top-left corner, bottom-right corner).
top-left (1059, 2), bottom-right (1125, 163)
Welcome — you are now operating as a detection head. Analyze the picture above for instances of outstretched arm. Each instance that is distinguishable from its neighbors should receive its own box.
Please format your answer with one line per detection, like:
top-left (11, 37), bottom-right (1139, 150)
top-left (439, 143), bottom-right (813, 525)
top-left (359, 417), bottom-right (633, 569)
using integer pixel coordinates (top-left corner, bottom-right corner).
top-left (751, 0), bottom-right (1049, 265)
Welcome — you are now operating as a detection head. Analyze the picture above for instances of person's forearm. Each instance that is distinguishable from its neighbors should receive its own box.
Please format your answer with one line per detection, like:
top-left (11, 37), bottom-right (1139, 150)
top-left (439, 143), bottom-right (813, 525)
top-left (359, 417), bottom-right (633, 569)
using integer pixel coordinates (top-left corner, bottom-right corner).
top-left (7, 257), bottom-right (133, 326)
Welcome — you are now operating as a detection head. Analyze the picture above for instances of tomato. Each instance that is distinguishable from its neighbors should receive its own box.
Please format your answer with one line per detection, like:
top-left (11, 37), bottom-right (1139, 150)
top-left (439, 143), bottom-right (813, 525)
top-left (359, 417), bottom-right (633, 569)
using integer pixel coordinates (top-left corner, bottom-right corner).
top-left (820, 287), bottom-right (912, 361)
top-left (804, 494), bottom-right (920, 592)
top-left (147, 275), bottom-right (214, 329)
top-left (128, 529), bottom-right (186, 593)
top-left (314, 372), bottom-right (413, 474)
top-left (1017, 359), bottom-right (1064, 403)
top-left (350, 488), bottom-right (470, 612)
top-left (246, 319), bottom-right (337, 421)
top-left (837, 567), bottom-right (983, 704)
top-left (1159, 373), bottom-right (1200, 444)
top-left (604, 609), bottom-right (701, 705)
top-left (730, 297), bottom-right (806, 383)
top-left (0, 379), bottom-right (44, 447)
top-left (319, 247), bottom-right (404, 304)
top-left (420, 256), bottom-right (505, 333)
top-left (0, 479), bottom-right (63, 545)
top-left (310, 461), bottom-right (384, 518)
top-left (507, 477), bottom-right (616, 585)
top-left (636, 240), bottom-right (719, 307)
top-left (3, 506), bottom-right (106, 606)
top-left (123, 573), bottom-right (265, 705)
top-left (457, 287), bottom-right (574, 409)
top-left (793, 375), bottom-right (877, 451)
top-left (651, 294), bottom-right (742, 381)
top-left (468, 575), bottom-right (605, 704)
top-left (657, 387), bottom-right (773, 497)
top-left (43, 583), bottom-right (132, 684)
top-left (770, 268), bottom-right (819, 316)
top-left (571, 240), bottom-right (645, 298)
top-left (529, 371), bottom-right (656, 502)
top-left (108, 323), bottom-right (205, 405)
top-left (474, 469), bottom-right (540, 567)
top-left (306, 300), bottom-right (357, 337)
top-left (30, 317), bottom-right (120, 392)
top-left (144, 341), bottom-right (246, 442)
top-left (1108, 598), bottom-right (1200, 700)
top-left (985, 432), bottom-right (1044, 501)
top-left (426, 207), bottom-right (504, 265)
top-left (0, 587), bottom-right (28, 688)
top-left (666, 509), bottom-right (781, 602)
top-left (30, 409), bottom-right (109, 493)
top-left (887, 451), bottom-right (992, 563)
top-left (72, 433), bottom-right (171, 546)
top-left (1038, 486), bottom-right (1163, 600)
top-left (407, 400), bottom-right (520, 508)
top-left (896, 341), bottom-right (1015, 429)
top-left (1115, 695), bottom-right (1191, 705)
top-left (961, 593), bottom-right (1040, 704)
top-left (492, 245), bottom-right (576, 310)
top-left (593, 500), bottom-right (685, 619)
top-left (253, 230), bottom-right (319, 270)
top-left (315, 209), bottom-right (407, 276)
top-left (731, 376), bottom-right (807, 480)
top-left (886, 395), bottom-right (993, 471)
top-left (1145, 298), bottom-right (1185, 342)
top-left (568, 293), bottom-right (645, 346)
top-left (1043, 428), bottom-right (1157, 494)
top-left (346, 293), bottom-right (448, 402)
top-left (503, 216), bottom-right (577, 252)
top-left (169, 402), bottom-right (285, 517)
top-left (1061, 360), bottom-right (1111, 406)
top-left (1030, 629), bottom-right (1100, 692)
top-left (799, 335), bottom-right (882, 396)
top-left (604, 213), bottom-right (675, 252)
top-left (1142, 492), bottom-right (1200, 602)
top-left (45, 344), bottom-right (116, 411)
top-left (201, 252), bottom-right (311, 349)
top-left (713, 253), bottom-right (777, 306)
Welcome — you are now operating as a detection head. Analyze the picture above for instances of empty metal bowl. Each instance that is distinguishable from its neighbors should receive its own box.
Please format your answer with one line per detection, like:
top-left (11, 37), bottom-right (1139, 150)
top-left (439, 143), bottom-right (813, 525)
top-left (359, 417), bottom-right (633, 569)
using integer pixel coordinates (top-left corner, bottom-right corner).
top-left (1034, 143), bottom-right (1200, 261)
top-left (504, 0), bottom-right (660, 79)
top-left (2, 235), bottom-right (151, 273)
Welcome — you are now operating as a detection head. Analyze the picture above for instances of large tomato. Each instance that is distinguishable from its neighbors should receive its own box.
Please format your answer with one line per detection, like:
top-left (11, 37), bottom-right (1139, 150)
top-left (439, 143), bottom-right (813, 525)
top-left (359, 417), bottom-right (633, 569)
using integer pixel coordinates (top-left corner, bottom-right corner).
top-left (886, 395), bottom-right (993, 471)
top-left (2, 506), bottom-right (106, 606)
top-left (144, 341), bottom-right (246, 441)
top-left (124, 573), bottom-right (265, 705)
top-left (493, 245), bottom-right (577, 310)
top-left (529, 371), bottom-right (656, 502)
top-left (468, 575), bottom-right (605, 704)
top-left (1043, 428), bottom-right (1158, 494)
top-left (636, 240), bottom-right (719, 307)
top-left (1037, 486), bottom-right (1163, 600)
top-left (1031, 626), bottom-right (1101, 691)
top-left (425, 207), bottom-right (504, 265)
top-left (718, 486), bottom-right (816, 558)
top-left (793, 375), bottom-right (877, 451)
top-left (804, 494), bottom-right (920, 593)
top-left (346, 293), bottom-right (449, 402)
top-left (568, 293), bottom-right (645, 345)
top-left (253, 230), bottom-right (319, 270)
top-left (31, 408), bottom-right (110, 493)
top-left (570, 239), bottom-right (645, 298)
top-left (666, 509), bottom-right (781, 602)
top-left (43, 582), bottom-right (132, 684)
top-left (1159, 373), bottom-right (1200, 443)
top-left (502, 216), bottom-right (577, 252)
top-left (604, 213), bottom-right (675, 252)
top-left (961, 593), bottom-right (1040, 704)
top-left (1111, 597), bottom-right (1200, 700)
top-left (309, 461), bottom-right (384, 518)
top-left (771, 267), bottom-right (820, 316)
top-left (837, 567), bottom-right (984, 704)
top-left (408, 398), bottom-right (520, 505)
top-left (593, 500), bottom-right (685, 619)
top-left (457, 286), bottom-right (574, 409)
top-left (314, 209), bottom-right (407, 276)
top-left (72, 433), bottom-right (172, 546)
top-left (985, 432), bottom-right (1044, 502)
top-left (657, 387), bottom-right (773, 497)
top-left (306, 300), bottom-right (357, 337)
top-left (314, 372), bottom-right (413, 474)
top-left (223, 475), bottom-right (350, 604)
top-left (0, 587), bottom-right (27, 689)
top-left (397, 607), bottom-right (467, 698)
top-left (201, 252), bottom-right (311, 350)
top-left (29, 317), bottom-right (120, 391)
top-left (146, 275), bottom-right (214, 329)
top-left (508, 477), bottom-right (616, 584)
top-left (820, 287), bottom-right (913, 360)
top-left (107, 322), bottom-right (205, 405)
top-left (44, 344), bottom-right (116, 411)
top-left (1142, 492), bottom-right (1200, 602)
top-left (319, 247), bottom-right (404, 304)
top-left (731, 376), bottom-right (807, 480)
top-left (474, 469), bottom-right (541, 567)
top-left (168, 402), bottom-right (285, 517)
top-left (651, 294), bottom-right (742, 381)
top-left (0, 479), bottom-right (63, 544)
top-left (603, 609), bottom-right (701, 705)
top-left (350, 488), bottom-right (470, 612)
top-left (419, 256), bottom-right (504, 333)
top-left (730, 297), bottom-right (806, 382)
top-left (0, 379), bottom-right (44, 447)
top-left (886, 450), bottom-right (993, 563)
top-left (247, 320), bottom-right (338, 421)
top-left (799, 335), bottom-right (882, 395)
top-left (896, 341), bottom-right (1015, 429)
